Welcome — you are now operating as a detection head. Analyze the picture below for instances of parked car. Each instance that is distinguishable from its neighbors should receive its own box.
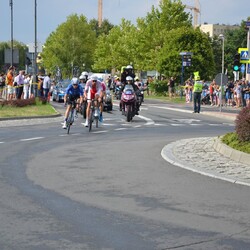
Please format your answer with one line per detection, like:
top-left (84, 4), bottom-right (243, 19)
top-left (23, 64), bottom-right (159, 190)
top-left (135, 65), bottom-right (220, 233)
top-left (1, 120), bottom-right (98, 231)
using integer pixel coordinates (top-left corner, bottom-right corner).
top-left (52, 79), bottom-right (71, 102)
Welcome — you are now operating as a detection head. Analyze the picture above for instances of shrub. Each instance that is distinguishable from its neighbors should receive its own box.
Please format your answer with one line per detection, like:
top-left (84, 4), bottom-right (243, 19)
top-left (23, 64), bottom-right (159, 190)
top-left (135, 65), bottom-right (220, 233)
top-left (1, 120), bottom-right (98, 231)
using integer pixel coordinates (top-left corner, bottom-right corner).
top-left (235, 105), bottom-right (250, 142)
top-left (149, 80), bottom-right (169, 96)
top-left (1, 98), bottom-right (36, 107)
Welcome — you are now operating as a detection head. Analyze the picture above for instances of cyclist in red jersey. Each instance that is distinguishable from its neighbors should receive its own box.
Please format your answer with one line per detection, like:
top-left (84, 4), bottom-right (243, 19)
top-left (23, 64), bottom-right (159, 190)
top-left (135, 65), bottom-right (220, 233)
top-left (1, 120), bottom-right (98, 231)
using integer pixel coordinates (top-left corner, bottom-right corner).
top-left (83, 75), bottom-right (103, 127)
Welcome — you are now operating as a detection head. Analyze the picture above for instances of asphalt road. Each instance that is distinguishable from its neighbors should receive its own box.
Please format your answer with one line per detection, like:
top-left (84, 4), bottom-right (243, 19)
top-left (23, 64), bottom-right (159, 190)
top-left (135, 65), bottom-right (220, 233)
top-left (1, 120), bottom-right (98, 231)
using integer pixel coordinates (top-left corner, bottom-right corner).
top-left (0, 100), bottom-right (249, 249)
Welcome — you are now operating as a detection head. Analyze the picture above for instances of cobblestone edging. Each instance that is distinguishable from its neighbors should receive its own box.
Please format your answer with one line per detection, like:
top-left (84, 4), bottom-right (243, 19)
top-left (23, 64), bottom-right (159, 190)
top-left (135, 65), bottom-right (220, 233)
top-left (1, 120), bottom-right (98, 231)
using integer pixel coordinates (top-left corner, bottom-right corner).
top-left (161, 137), bottom-right (250, 186)
top-left (213, 137), bottom-right (250, 166)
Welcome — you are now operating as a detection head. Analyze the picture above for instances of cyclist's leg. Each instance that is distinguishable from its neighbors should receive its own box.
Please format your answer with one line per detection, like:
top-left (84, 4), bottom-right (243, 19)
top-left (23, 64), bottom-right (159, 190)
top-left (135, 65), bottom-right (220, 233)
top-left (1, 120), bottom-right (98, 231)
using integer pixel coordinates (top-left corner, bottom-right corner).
top-left (84, 92), bottom-right (92, 127)
top-left (63, 103), bottom-right (72, 128)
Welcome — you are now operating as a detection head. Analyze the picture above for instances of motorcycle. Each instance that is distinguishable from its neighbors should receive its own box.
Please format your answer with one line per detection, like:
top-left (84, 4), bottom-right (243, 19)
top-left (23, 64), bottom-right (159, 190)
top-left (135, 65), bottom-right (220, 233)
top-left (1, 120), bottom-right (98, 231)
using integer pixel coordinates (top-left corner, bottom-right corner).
top-left (136, 83), bottom-right (145, 107)
top-left (121, 85), bottom-right (136, 122)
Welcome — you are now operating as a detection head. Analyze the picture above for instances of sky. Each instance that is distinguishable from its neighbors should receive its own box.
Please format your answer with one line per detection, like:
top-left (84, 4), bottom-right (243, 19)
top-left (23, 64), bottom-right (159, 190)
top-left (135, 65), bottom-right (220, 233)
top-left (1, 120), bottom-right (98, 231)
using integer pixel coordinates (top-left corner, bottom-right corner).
top-left (1, 0), bottom-right (249, 45)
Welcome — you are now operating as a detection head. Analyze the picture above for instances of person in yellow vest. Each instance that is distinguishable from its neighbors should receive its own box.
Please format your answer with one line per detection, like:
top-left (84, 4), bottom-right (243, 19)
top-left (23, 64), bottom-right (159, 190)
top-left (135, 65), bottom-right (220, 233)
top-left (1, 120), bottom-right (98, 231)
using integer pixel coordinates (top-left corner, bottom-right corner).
top-left (193, 74), bottom-right (203, 113)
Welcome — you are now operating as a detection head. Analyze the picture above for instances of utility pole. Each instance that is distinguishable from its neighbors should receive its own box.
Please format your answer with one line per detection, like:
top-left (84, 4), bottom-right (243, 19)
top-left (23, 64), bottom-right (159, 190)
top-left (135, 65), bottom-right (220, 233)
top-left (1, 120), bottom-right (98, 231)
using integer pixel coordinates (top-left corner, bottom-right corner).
top-left (98, 0), bottom-right (103, 27)
top-left (9, 0), bottom-right (14, 66)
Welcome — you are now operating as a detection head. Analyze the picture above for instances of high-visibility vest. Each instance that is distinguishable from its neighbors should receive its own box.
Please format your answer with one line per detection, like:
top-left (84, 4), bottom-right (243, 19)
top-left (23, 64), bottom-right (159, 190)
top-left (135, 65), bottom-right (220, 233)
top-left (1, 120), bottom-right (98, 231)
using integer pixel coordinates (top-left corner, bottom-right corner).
top-left (193, 81), bottom-right (203, 93)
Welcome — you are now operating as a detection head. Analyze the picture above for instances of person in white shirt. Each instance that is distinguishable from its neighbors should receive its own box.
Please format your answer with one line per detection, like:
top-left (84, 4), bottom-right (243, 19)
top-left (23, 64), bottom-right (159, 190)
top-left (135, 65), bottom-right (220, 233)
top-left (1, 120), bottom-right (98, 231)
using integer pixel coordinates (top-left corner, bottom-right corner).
top-left (43, 73), bottom-right (51, 99)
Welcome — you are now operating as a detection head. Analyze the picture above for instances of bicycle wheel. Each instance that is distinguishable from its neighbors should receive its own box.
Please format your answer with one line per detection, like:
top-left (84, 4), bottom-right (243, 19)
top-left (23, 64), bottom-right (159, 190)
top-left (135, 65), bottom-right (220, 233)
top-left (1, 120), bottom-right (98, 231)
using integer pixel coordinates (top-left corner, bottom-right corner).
top-left (95, 117), bottom-right (98, 128)
top-left (67, 109), bottom-right (74, 134)
top-left (89, 109), bottom-right (93, 132)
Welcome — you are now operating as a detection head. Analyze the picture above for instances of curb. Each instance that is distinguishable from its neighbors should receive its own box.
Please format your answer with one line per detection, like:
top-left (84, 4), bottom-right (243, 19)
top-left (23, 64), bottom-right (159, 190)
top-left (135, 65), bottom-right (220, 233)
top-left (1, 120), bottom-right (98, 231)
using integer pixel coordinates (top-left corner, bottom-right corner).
top-left (0, 113), bottom-right (62, 121)
top-left (213, 137), bottom-right (250, 166)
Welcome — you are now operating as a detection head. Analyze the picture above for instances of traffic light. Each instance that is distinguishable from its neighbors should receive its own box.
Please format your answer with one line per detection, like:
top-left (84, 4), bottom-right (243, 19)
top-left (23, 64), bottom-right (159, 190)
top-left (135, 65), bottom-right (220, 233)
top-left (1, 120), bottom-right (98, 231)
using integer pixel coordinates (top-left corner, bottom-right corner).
top-left (233, 53), bottom-right (241, 71)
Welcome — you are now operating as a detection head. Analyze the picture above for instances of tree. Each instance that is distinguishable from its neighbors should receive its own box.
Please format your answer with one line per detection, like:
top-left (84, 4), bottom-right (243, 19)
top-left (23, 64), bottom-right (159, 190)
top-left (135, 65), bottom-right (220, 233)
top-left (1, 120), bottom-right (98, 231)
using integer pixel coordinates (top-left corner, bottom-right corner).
top-left (42, 14), bottom-right (96, 78)
top-left (93, 19), bottom-right (138, 72)
top-left (135, 0), bottom-right (192, 71)
top-left (0, 41), bottom-right (27, 72)
top-left (158, 27), bottom-right (215, 81)
top-left (89, 18), bottom-right (114, 37)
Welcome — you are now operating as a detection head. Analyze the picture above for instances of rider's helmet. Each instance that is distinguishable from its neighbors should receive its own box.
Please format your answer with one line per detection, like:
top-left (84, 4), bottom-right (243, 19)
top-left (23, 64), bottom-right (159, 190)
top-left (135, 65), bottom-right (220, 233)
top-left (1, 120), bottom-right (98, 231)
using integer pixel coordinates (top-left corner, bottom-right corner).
top-left (79, 75), bottom-right (86, 80)
top-left (126, 65), bottom-right (133, 69)
top-left (135, 77), bottom-right (139, 81)
top-left (81, 71), bottom-right (88, 76)
top-left (91, 75), bottom-right (98, 81)
top-left (126, 76), bottom-right (133, 83)
top-left (71, 77), bottom-right (79, 85)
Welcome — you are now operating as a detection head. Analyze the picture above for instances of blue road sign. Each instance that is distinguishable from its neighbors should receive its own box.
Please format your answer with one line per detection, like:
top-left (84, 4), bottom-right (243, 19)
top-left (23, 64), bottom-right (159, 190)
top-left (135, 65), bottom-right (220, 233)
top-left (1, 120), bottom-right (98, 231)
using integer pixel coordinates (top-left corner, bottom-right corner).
top-left (241, 64), bottom-right (245, 73)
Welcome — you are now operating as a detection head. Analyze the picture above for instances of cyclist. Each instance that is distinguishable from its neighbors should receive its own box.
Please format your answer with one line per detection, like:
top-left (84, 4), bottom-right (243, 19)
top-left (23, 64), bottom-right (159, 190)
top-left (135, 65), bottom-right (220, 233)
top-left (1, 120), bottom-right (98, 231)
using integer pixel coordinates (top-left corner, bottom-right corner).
top-left (84, 75), bottom-right (103, 127)
top-left (99, 80), bottom-right (107, 122)
top-left (62, 77), bottom-right (84, 129)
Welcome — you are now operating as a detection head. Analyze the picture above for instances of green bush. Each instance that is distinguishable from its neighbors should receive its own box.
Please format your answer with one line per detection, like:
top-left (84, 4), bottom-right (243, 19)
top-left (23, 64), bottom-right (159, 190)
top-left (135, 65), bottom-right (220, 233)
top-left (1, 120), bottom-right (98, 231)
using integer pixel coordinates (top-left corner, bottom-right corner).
top-left (149, 80), bottom-right (169, 96)
top-left (222, 132), bottom-right (250, 154)
top-left (235, 105), bottom-right (250, 142)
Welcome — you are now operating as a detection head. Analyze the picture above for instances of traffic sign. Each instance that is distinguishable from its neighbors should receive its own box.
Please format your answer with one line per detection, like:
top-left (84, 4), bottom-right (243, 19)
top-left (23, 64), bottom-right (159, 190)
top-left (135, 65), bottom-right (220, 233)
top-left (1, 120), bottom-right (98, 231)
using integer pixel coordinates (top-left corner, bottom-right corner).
top-left (238, 48), bottom-right (250, 63)
top-left (241, 64), bottom-right (245, 73)
top-left (246, 21), bottom-right (250, 27)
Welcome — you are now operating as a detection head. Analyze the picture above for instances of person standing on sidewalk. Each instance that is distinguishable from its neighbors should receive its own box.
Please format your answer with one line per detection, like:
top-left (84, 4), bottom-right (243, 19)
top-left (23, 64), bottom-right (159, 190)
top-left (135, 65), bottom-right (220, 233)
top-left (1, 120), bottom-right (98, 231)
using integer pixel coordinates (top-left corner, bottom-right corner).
top-left (43, 73), bottom-right (51, 100)
top-left (193, 75), bottom-right (203, 113)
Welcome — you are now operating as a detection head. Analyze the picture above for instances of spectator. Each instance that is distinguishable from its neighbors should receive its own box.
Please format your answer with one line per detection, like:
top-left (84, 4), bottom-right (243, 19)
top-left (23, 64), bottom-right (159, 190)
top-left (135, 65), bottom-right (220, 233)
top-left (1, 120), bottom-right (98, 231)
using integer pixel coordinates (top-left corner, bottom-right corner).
top-left (209, 80), bottom-right (215, 106)
top-left (168, 76), bottom-right (175, 98)
top-left (0, 72), bottom-right (5, 98)
top-left (43, 73), bottom-right (51, 100)
top-left (23, 74), bottom-right (30, 99)
top-left (37, 74), bottom-right (44, 97)
top-left (16, 70), bottom-right (25, 99)
top-left (6, 66), bottom-right (15, 100)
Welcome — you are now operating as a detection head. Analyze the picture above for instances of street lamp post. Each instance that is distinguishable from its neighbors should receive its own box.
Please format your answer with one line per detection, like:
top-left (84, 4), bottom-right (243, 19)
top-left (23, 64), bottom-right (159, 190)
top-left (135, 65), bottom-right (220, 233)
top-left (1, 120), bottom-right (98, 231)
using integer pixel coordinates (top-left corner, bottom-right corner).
top-left (219, 34), bottom-right (224, 112)
top-left (9, 0), bottom-right (14, 66)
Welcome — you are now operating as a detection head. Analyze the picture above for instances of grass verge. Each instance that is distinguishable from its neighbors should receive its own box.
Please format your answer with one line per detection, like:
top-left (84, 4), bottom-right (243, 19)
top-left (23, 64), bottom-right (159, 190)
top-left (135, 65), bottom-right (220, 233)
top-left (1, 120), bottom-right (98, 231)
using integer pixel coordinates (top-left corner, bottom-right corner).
top-left (221, 132), bottom-right (250, 154)
top-left (0, 99), bottom-right (58, 118)
top-left (145, 94), bottom-right (186, 104)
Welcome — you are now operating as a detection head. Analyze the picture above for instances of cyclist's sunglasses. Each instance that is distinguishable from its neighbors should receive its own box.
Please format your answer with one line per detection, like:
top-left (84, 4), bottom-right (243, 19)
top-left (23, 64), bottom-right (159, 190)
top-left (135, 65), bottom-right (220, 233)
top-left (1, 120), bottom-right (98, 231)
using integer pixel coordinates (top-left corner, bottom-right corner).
top-left (92, 80), bottom-right (97, 82)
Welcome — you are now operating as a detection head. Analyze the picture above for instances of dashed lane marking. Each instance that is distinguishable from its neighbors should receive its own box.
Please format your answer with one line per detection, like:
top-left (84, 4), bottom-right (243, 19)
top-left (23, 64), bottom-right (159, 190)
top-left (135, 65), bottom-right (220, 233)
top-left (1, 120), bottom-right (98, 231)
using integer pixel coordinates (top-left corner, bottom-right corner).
top-left (114, 128), bottom-right (128, 131)
top-left (92, 131), bottom-right (108, 134)
top-left (19, 137), bottom-right (44, 142)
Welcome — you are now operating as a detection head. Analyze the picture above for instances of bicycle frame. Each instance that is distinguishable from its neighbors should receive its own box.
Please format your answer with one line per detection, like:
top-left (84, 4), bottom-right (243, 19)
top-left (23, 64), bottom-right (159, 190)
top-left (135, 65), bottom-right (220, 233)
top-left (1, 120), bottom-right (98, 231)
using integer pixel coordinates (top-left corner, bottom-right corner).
top-left (66, 100), bottom-right (77, 134)
top-left (88, 99), bottom-right (99, 132)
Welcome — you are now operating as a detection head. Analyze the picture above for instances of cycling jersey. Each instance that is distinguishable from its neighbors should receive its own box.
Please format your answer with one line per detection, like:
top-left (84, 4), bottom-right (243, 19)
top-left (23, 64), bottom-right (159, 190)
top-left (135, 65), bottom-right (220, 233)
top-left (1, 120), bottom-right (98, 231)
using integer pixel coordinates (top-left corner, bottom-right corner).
top-left (65, 84), bottom-right (83, 97)
top-left (85, 79), bottom-right (102, 100)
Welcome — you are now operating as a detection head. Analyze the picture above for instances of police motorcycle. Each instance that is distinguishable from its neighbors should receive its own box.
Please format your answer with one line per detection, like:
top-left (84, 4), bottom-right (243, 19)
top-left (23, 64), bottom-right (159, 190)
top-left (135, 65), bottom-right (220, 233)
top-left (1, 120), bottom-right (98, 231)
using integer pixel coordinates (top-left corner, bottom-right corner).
top-left (120, 76), bottom-right (139, 122)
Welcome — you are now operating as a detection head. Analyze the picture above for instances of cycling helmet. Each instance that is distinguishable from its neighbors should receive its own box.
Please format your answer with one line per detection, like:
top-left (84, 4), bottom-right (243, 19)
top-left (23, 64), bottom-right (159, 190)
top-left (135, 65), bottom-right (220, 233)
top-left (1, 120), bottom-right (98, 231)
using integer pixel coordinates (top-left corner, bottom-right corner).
top-left (126, 65), bottom-right (133, 69)
top-left (135, 77), bottom-right (139, 81)
top-left (91, 75), bottom-right (98, 81)
top-left (79, 75), bottom-right (86, 80)
top-left (81, 71), bottom-right (88, 76)
top-left (71, 77), bottom-right (79, 85)
top-left (126, 76), bottom-right (133, 81)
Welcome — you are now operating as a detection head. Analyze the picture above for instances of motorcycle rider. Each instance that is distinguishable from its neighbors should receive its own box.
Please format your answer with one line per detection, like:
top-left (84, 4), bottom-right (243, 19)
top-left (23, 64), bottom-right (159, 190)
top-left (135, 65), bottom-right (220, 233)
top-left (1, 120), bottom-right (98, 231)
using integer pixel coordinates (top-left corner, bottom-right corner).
top-left (121, 65), bottom-right (135, 84)
top-left (120, 76), bottom-right (139, 115)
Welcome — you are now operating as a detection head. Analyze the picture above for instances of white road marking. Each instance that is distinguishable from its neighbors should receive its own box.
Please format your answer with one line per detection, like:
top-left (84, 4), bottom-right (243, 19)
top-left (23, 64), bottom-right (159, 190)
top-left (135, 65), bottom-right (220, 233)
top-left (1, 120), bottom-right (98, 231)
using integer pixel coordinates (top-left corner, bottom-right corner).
top-left (137, 115), bottom-right (154, 125)
top-left (20, 137), bottom-right (44, 142)
top-left (0, 142), bottom-right (5, 144)
top-left (92, 131), bottom-right (108, 134)
top-left (115, 128), bottom-right (127, 131)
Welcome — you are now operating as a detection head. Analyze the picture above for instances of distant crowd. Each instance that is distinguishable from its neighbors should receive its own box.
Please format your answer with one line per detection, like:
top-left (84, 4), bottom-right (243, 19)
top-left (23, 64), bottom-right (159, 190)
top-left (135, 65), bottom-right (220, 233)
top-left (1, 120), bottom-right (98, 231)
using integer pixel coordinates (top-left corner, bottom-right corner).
top-left (0, 66), bottom-right (54, 101)
top-left (183, 78), bottom-right (250, 108)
